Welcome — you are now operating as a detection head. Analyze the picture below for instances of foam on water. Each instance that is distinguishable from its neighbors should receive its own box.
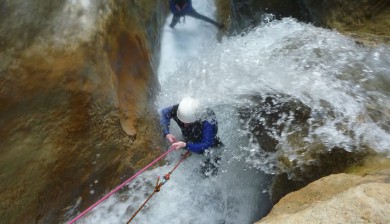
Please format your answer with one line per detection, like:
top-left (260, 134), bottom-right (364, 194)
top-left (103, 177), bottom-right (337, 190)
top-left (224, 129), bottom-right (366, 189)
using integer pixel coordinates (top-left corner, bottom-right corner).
top-left (158, 17), bottom-right (390, 157)
top-left (73, 0), bottom-right (390, 223)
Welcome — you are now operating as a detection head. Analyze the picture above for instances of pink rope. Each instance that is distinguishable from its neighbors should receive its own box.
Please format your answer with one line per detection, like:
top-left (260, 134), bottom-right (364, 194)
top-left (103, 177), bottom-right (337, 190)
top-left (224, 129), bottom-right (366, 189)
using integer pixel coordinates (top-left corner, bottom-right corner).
top-left (68, 146), bottom-right (176, 224)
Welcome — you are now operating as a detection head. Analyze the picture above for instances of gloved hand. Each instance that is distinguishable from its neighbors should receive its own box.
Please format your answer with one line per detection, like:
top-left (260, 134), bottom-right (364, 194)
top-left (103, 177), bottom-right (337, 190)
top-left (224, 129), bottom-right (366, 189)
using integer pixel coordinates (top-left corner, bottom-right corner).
top-left (165, 134), bottom-right (177, 143)
top-left (172, 141), bottom-right (186, 150)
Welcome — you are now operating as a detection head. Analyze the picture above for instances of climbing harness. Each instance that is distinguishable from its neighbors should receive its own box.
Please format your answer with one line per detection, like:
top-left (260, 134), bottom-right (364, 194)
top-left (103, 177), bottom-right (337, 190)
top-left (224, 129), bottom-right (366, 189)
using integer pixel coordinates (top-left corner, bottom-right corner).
top-left (127, 151), bottom-right (191, 223)
top-left (68, 146), bottom-right (178, 224)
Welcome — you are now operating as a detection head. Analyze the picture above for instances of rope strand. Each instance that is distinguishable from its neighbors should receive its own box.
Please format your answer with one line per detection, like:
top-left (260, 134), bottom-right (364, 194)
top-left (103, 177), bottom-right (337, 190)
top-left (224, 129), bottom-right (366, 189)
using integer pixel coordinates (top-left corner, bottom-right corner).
top-left (127, 151), bottom-right (191, 223)
top-left (126, 177), bottom-right (162, 224)
top-left (68, 146), bottom-right (176, 224)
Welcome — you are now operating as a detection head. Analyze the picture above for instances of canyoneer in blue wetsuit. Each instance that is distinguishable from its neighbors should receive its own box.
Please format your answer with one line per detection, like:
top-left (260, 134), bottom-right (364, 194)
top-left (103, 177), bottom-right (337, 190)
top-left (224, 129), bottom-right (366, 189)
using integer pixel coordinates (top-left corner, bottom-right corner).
top-left (169, 0), bottom-right (224, 29)
top-left (160, 97), bottom-right (223, 176)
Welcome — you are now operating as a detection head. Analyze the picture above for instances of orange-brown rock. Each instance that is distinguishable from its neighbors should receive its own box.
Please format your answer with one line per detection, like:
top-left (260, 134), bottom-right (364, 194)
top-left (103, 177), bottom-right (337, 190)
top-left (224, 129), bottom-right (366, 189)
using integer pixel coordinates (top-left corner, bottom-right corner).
top-left (0, 0), bottom-right (167, 223)
top-left (256, 156), bottom-right (390, 224)
top-left (300, 0), bottom-right (390, 46)
top-left (216, 0), bottom-right (390, 45)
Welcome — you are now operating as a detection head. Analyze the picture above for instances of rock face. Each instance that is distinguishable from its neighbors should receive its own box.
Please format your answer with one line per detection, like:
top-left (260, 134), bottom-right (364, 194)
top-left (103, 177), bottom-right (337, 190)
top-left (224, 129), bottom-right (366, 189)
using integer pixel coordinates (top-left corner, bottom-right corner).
top-left (216, 0), bottom-right (390, 45)
top-left (237, 94), bottom-right (368, 204)
top-left (216, 0), bottom-right (310, 32)
top-left (300, 0), bottom-right (390, 45)
top-left (216, 0), bottom-right (390, 223)
top-left (256, 157), bottom-right (390, 224)
top-left (0, 0), bottom-right (167, 223)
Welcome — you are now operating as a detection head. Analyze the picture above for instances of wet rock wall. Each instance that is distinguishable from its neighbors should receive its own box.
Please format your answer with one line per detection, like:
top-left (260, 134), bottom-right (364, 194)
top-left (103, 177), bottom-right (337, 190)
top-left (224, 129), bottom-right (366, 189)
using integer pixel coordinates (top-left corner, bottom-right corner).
top-left (216, 0), bottom-right (390, 45)
top-left (0, 0), bottom-right (167, 223)
top-left (256, 156), bottom-right (390, 224)
top-left (215, 0), bottom-right (389, 205)
top-left (237, 94), bottom-right (370, 204)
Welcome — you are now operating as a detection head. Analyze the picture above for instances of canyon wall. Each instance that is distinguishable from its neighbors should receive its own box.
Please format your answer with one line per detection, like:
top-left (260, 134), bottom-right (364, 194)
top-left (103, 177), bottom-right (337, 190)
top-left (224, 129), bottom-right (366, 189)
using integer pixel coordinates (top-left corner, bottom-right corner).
top-left (0, 1), bottom-right (167, 223)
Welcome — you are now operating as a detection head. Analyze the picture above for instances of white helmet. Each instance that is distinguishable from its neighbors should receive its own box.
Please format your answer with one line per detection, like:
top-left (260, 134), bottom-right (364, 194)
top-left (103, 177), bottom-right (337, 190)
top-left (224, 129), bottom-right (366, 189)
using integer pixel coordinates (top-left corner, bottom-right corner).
top-left (177, 97), bottom-right (200, 123)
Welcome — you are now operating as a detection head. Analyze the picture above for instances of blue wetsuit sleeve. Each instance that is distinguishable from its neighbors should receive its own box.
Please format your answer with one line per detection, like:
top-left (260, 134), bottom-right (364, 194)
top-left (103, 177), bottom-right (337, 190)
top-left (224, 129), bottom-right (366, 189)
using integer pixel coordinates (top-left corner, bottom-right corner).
top-left (188, 0), bottom-right (193, 9)
top-left (185, 120), bottom-right (216, 154)
top-left (160, 106), bottom-right (174, 136)
top-left (182, 0), bottom-right (193, 13)
top-left (170, 0), bottom-right (193, 14)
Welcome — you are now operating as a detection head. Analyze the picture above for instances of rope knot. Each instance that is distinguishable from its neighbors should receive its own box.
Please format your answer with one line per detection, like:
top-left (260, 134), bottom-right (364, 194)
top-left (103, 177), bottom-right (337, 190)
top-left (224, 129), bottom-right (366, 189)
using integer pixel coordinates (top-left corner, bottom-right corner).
top-left (163, 173), bottom-right (171, 181)
top-left (154, 177), bottom-right (161, 192)
top-left (127, 149), bottom-right (192, 223)
top-left (182, 151), bottom-right (191, 159)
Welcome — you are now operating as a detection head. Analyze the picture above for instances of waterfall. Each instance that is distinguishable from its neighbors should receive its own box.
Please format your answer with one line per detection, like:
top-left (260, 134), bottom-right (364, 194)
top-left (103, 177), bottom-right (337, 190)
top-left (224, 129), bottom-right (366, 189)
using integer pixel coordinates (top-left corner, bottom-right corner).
top-left (72, 0), bottom-right (390, 223)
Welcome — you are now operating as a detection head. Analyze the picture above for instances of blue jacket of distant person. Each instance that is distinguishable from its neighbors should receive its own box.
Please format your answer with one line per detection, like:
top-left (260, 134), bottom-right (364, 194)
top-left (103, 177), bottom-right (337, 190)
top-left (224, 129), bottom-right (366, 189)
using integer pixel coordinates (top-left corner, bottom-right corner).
top-left (169, 0), bottom-right (193, 15)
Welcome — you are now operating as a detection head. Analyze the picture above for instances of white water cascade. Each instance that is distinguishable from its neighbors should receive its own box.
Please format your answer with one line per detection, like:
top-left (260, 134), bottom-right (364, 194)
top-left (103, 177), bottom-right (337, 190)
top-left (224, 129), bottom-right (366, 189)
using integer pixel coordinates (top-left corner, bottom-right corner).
top-left (71, 0), bottom-right (390, 223)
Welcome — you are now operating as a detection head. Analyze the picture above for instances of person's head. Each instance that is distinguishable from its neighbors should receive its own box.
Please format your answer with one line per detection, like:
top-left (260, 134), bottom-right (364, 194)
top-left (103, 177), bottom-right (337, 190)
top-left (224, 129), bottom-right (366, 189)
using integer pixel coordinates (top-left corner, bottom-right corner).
top-left (177, 97), bottom-right (200, 123)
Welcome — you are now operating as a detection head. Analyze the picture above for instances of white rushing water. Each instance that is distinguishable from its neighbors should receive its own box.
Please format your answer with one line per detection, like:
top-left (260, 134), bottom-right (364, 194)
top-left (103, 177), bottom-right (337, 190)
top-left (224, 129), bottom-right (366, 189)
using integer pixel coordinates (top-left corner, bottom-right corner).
top-left (73, 0), bottom-right (390, 223)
